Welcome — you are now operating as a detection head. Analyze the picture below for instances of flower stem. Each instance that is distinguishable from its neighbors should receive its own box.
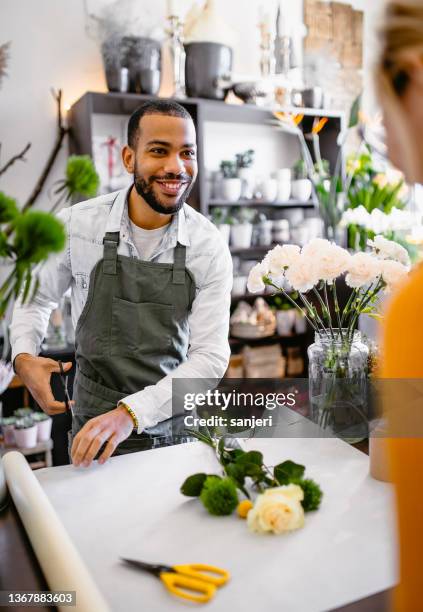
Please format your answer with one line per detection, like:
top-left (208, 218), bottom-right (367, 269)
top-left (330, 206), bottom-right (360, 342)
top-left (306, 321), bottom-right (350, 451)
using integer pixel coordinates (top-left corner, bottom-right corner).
top-left (267, 281), bottom-right (318, 331)
top-left (332, 282), bottom-right (344, 341)
top-left (323, 283), bottom-right (335, 339)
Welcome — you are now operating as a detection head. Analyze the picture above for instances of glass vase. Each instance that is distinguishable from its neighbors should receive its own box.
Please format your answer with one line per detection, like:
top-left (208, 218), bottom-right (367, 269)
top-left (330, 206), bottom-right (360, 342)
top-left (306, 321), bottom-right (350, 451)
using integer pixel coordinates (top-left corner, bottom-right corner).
top-left (308, 329), bottom-right (369, 443)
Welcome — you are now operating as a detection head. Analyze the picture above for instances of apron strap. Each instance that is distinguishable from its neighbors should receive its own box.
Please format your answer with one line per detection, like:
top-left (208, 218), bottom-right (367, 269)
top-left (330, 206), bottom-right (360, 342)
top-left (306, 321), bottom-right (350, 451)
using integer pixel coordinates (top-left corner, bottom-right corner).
top-left (103, 231), bottom-right (120, 275)
top-left (172, 243), bottom-right (186, 285)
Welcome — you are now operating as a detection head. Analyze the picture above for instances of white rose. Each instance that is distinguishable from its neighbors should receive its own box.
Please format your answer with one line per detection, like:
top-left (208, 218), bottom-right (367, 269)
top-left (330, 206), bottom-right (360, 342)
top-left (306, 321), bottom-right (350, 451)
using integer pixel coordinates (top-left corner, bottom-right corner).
top-left (380, 259), bottom-right (409, 292)
top-left (247, 484), bottom-right (305, 534)
top-left (345, 252), bottom-right (382, 288)
top-left (368, 234), bottom-right (411, 267)
top-left (264, 244), bottom-right (301, 275)
top-left (285, 254), bottom-right (319, 293)
top-left (247, 261), bottom-right (269, 294)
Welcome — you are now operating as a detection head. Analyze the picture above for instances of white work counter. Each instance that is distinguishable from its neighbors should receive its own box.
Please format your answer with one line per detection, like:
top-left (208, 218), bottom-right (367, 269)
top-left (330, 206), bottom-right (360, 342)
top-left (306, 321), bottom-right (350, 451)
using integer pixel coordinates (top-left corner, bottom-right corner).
top-left (33, 436), bottom-right (397, 612)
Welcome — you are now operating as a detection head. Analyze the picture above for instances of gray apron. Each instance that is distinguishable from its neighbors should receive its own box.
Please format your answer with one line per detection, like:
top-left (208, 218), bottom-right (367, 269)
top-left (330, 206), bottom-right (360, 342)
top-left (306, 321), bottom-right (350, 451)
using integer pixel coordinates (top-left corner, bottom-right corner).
top-left (70, 229), bottom-right (196, 455)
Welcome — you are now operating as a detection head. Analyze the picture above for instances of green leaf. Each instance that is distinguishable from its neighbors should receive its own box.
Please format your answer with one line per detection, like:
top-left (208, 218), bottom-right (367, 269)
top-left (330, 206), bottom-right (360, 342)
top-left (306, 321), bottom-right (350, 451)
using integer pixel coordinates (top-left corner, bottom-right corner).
top-left (236, 450), bottom-right (263, 466)
top-left (225, 463), bottom-right (246, 486)
top-left (274, 460), bottom-right (305, 485)
top-left (348, 93), bottom-right (362, 128)
top-left (180, 473), bottom-right (208, 497)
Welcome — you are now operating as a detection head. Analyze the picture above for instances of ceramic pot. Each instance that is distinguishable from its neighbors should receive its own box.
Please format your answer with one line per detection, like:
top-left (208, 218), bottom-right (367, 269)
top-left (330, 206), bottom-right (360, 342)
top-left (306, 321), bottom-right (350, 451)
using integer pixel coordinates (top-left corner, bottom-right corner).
top-left (232, 276), bottom-right (248, 296)
top-left (292, 179), bottom-right (312, 201)
top-left (238, 167), bottom-right (255, 199)
top-left (14, 425), bottom-right (38, 449)
top-left (277, 180), bottom-right (291, 201)
top-left (185, 42), bottom-right (232, 100)
top-left (221, 178), bottom-right (242, 202)
top-left (260, 179), bottom-right (278, 202)
top-left (36, 418), bottom-right (52, 443)
top-left (231, 224), bottom-right (253, 249)
top-left (122, 36), bottom-right (161, 94)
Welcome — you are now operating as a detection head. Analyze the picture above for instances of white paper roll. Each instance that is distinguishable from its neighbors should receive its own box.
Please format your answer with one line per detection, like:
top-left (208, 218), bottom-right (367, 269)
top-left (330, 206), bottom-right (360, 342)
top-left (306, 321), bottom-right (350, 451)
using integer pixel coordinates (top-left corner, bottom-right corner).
top-left (2, 452), bottom-right (111, 612)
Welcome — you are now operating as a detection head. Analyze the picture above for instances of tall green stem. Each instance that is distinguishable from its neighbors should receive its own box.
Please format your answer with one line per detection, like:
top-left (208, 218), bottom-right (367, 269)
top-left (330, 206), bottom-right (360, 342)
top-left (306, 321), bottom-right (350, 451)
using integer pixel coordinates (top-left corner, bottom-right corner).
top-left (267, 281), bottom-right (318, 331)
top-left (332, 282), bottom-right (343, 341)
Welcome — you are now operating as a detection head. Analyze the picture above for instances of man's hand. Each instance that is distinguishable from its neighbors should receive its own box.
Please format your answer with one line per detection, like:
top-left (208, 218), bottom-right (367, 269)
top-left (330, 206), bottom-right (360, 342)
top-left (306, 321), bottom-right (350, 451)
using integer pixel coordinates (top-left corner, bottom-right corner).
top-left (14, 353), bottom-right (73, 415)
top-left (71, 406), bottom-right (134, 467)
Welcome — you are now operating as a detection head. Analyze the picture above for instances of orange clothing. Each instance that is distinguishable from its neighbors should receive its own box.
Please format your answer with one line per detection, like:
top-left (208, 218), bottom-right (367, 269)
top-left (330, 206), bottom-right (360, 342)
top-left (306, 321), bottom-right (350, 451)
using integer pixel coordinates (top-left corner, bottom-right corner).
top-left (381, 262), bottom-right (423, 611)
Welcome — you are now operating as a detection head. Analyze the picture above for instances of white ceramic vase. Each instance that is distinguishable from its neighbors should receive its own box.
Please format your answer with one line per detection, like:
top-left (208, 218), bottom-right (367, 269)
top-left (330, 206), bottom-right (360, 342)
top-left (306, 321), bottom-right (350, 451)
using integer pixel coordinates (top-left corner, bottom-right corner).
top-left (230, 223), bottom-right (253, 249)
top-left (14, 425), bottom-right (38, 449)
top-left (291, 179), bottom-right (312, 201)
top-left (260, 179), bottom-right (278, 202)
top-left (238, 167), bottom-right (254, 199)
top-left (231, 276), bottom-right (248, 297)
top-left (36, 417), bottom-right (52, 443)
top-left (277, 180), bottom-right (291, 201)
top-left (221, 178), bottom-right (242, 202)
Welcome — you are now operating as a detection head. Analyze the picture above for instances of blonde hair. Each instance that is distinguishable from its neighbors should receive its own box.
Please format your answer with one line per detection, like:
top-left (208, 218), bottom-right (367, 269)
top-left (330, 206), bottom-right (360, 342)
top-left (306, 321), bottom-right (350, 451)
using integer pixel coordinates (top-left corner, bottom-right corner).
top-left (377, 0), bottom-right (423, 182)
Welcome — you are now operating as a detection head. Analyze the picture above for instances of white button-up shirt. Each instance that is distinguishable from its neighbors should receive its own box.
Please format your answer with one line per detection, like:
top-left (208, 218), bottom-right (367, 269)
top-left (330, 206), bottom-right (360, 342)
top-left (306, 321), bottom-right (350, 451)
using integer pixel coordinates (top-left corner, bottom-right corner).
top-left (10, 186), bottom-right (233, 433)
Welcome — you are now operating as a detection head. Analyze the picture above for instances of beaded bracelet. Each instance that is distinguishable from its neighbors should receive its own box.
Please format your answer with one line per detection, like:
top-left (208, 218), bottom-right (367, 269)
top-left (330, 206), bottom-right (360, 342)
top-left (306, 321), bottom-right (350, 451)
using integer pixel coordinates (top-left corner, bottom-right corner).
top-left (120, 402), bottom-right (139, 431)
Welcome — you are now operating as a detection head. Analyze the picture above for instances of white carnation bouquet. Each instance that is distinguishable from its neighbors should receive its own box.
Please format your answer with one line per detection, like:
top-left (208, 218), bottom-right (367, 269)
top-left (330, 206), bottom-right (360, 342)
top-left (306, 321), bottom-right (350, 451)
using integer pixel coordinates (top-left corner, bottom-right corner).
top-left (247, 236), bottom-right (410, 345)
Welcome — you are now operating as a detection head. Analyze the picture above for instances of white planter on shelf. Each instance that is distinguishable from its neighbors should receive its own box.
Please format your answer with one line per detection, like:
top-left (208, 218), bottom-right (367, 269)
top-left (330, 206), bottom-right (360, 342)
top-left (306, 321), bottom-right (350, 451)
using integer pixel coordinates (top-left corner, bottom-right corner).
top-left (276, 310), bottom-right (296, 336)
top-left (291, 178), bottom-right (312, 201)
top-left (232, 275), bottom-right (248, 297)
top-left (238, 167), bottom-right (254, 199)
top-left (217, 223), bottom-right (231, 244)
top-left (260, 179), bottom-right (278, 202)
top-left (294, 309), bottom-right (308, 334)
top-left (277, 180), bottom-right (291, 201)
top-left (231, 223), bottom-right (253, 249)
top-left (14, 425), bottom-right (38, 449)
top-left (221, 178), bottom-right (242, 202)
top-left (36, 417), bottom-right (52, 442)
top-left (277, 168), bottom-right (292, 182)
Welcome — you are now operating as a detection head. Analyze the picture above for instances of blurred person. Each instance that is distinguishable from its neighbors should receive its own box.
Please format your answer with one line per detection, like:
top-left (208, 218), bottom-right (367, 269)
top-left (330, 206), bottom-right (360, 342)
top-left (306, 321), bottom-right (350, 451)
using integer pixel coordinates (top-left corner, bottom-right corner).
top-left (377, 1), bottom-right (423, 609)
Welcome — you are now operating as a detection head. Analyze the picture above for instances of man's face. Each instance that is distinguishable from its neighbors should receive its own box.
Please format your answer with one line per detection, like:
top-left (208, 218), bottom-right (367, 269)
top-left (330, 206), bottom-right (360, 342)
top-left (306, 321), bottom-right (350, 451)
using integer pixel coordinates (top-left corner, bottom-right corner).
top-left (125, 114), bottom-right (198, 215)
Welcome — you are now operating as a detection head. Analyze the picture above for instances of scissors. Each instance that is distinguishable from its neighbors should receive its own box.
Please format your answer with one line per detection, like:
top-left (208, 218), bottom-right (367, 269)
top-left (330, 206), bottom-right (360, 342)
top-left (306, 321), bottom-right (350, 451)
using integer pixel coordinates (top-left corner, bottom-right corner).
top-left (121, 558), bottom-right (230, 603)
top-left (58, 360), bottom-right (73, 414)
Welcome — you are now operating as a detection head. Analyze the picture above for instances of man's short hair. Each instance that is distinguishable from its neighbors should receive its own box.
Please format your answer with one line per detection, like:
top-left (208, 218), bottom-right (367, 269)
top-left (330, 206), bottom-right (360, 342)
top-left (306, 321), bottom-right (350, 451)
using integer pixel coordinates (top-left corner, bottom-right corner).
top-left (127, 99), bottom-right (193, 149)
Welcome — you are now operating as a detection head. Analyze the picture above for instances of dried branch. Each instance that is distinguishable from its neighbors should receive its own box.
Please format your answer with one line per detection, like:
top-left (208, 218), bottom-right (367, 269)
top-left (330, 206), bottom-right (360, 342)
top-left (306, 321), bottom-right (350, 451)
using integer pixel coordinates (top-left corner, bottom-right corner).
top-left (0, 142), bottom-right (31, 178)
top-left (23, 88), bottom-right (69, 211)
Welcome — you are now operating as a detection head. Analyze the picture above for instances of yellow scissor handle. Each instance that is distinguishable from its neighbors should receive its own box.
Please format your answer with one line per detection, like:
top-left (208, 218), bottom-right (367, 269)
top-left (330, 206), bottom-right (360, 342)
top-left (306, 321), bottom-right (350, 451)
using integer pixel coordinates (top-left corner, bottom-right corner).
top-left (160, 571), bottom-right (217, 603)
top-left (173, 564), bottom-right (230, 587)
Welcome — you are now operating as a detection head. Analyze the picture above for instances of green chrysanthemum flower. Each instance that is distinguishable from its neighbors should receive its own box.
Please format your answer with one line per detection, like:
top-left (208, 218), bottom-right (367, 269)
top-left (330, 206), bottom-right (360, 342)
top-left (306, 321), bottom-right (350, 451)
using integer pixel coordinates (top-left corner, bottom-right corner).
top-left (13, 211), bottom-right (66, 263)
top-left (65, 155), bottom-right (99, 198)
top-left (200, 476), bottom-right (238, 516)
top-left (0, 191), bottom-right (19, 223)
top-left (295, 478), bottom-right (323, 512)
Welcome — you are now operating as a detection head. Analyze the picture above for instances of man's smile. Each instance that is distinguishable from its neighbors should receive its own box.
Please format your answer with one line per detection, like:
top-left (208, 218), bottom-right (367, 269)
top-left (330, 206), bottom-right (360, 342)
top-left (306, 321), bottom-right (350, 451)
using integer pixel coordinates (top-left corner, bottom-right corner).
top-left (154, 179), bottom-right (190, 197)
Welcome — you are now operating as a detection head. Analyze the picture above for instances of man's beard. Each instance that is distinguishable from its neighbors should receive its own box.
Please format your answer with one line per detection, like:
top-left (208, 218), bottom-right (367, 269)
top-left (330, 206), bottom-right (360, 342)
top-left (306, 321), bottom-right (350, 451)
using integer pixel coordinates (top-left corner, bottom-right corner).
top-left (133, 166), bottom-right (195, 215)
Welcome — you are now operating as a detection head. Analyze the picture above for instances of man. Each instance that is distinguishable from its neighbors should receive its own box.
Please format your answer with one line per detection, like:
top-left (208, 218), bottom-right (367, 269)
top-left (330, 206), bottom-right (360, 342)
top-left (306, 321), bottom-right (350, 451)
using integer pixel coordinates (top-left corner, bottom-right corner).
top-left (10, 100), bottom-right (232, 467)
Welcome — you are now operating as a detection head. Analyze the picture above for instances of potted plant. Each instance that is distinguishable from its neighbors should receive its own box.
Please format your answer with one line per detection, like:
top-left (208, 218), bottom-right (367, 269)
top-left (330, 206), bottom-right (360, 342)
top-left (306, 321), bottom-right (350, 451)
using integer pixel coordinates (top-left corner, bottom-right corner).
top-left (291, 159), bottom-right (312, 201)
top-left (32, 412), bottom-right (53, 443)
top-left (236, 149), bottom-right (255, 199)
top-left (14, 417), bottom-right (38, 449)
top-left (230, 207), bottom-right (256, 249)
top-left (220, 160), bottom-right (242, 202)
top-left (14, 407), bottom-right (34, 419)
top-left (1, 416), bottom-right (17, 446)
top-left (273, 296), bottom-right (296, 336)
top-left (210, 207), bottom-right (231, 244)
